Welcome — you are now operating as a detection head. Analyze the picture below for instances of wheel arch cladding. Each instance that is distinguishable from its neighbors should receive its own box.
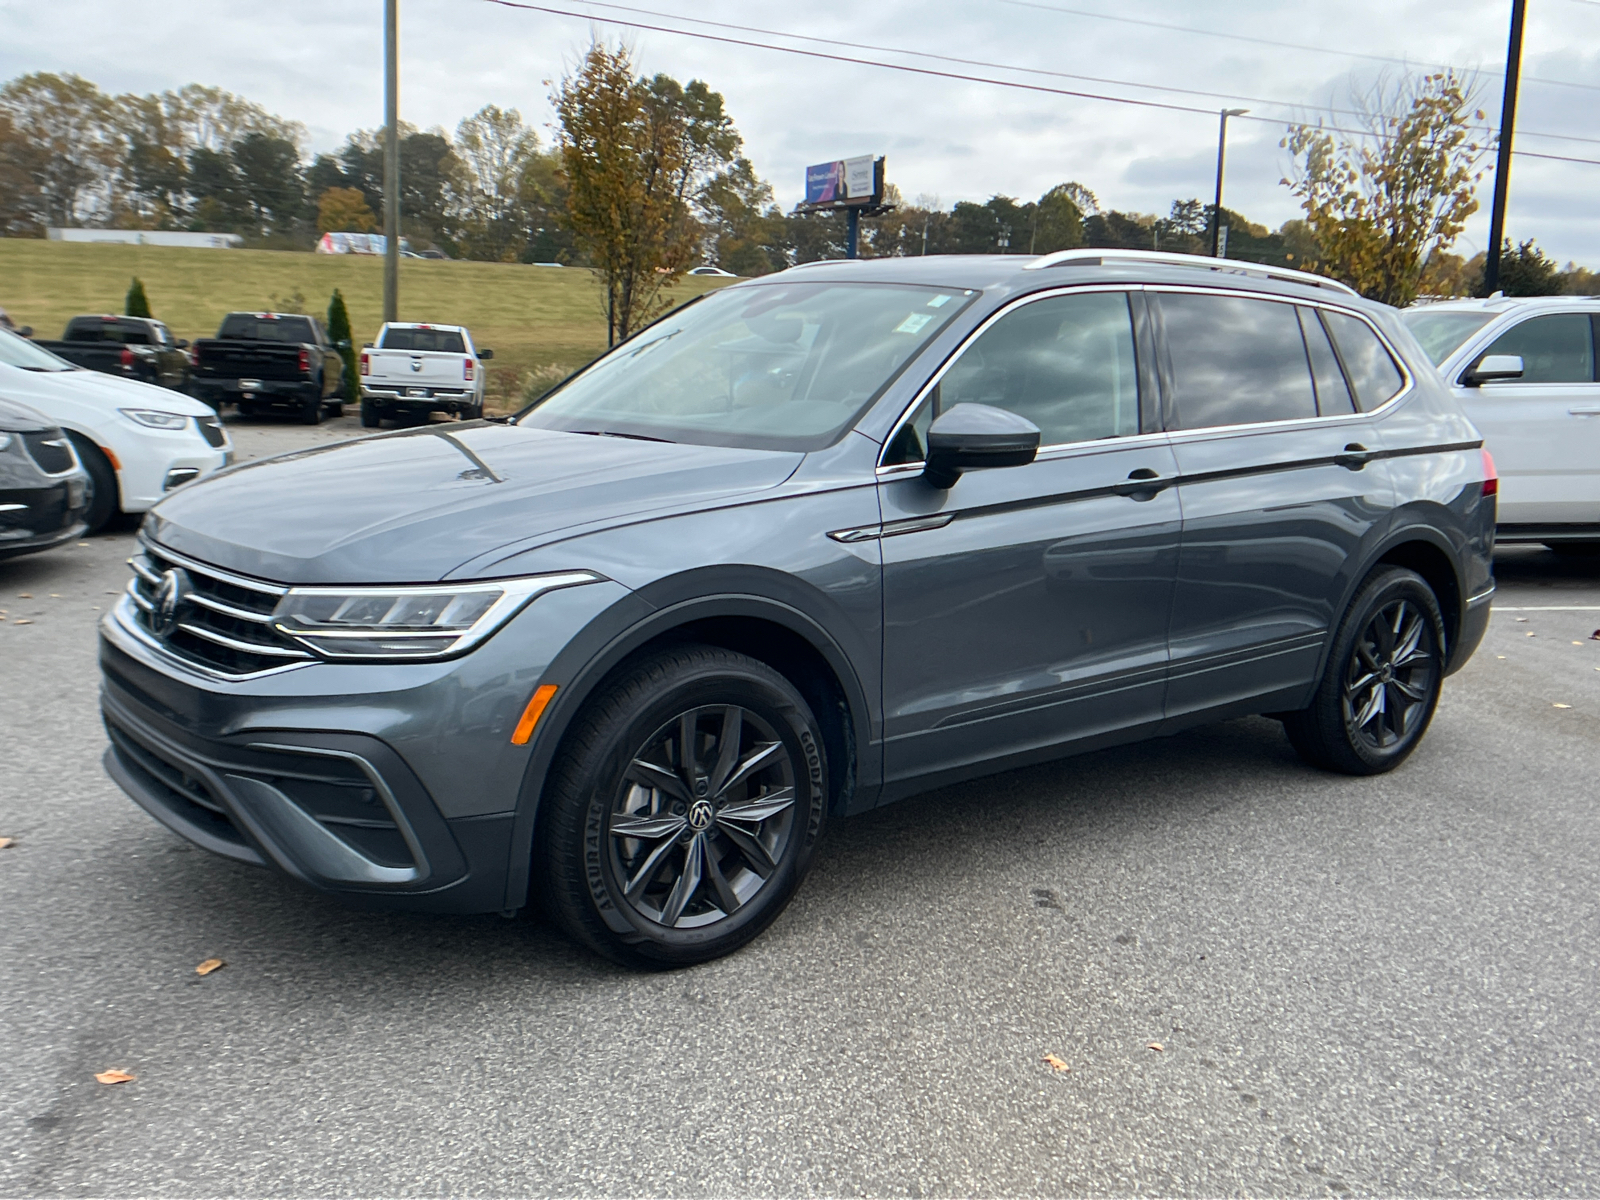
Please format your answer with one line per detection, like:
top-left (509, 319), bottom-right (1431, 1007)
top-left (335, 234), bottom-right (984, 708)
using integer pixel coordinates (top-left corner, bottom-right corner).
top-left (503, 594), bottom-right (871, 913)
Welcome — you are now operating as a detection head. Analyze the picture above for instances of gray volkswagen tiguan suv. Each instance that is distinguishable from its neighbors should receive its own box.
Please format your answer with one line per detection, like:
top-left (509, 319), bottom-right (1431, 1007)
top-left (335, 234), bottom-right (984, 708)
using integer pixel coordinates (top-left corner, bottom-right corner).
top-left (101, 250), bottom-right (1496, 967)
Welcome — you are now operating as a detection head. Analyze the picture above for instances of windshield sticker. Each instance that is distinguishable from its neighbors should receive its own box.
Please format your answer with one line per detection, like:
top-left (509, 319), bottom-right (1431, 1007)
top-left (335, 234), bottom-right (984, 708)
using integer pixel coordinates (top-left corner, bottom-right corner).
top-left (927, 295), bottom-right (953, 308)
top-left (895, 313), bottom-right (934, 334)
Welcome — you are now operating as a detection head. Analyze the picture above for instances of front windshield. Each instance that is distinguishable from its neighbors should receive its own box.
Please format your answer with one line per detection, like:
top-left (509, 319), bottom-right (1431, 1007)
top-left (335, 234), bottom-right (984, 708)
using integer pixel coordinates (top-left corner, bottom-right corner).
top-left (517, 281), bottom-right (972, 450)
top-left (1401, 309), bottom-right (1496, 366)
top-left (0, 328), bottom-right (75, 371)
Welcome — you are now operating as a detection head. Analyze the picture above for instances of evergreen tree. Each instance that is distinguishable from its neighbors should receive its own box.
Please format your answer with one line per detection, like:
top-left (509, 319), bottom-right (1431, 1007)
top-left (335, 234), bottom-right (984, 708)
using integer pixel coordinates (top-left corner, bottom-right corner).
top-left (325, 289), bottom-right (359, 404)
top-left (125, 276), bottom-right (152, 318)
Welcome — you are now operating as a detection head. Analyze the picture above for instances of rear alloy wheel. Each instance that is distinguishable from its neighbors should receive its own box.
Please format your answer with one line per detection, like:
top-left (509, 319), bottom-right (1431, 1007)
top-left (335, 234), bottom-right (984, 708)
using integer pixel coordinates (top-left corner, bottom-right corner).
top-left (537, 645), bottom-right (828, 968)
top-left (1283, 566), bottom-right (1444, 775)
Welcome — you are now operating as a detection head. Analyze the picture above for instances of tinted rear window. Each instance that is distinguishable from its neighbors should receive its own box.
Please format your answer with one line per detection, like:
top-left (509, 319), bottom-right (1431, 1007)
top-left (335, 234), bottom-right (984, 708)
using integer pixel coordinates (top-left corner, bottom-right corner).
top-left (380, 327), bottom-right (466, 353)
top-left (65, 319), bottom-right (152, 345)
top-left (1159, 293), bottom-right (1316, 429)
top-left (1323, 312), bottom-right (1404, 410)
top-left (1300, 307), bottom-right (1356, 416)
top-left (219, 315), bottom-right (316, 343)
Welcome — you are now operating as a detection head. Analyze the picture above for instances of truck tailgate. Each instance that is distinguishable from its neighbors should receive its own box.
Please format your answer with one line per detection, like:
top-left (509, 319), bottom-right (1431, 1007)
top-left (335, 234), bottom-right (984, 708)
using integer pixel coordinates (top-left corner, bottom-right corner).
top-left (369, 349), bottom-right (468, 388)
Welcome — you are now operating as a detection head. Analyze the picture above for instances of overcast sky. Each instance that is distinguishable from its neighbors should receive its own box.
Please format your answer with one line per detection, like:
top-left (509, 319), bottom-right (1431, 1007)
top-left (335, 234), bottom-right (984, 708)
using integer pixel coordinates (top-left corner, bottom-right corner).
top-left (4, 0), bottom-right (1599, 263)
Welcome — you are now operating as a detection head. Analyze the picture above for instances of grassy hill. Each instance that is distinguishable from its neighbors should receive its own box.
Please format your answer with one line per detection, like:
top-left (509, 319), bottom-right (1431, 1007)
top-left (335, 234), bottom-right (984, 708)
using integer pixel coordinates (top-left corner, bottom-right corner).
top-left (0, 238), bottom-right (733, 410)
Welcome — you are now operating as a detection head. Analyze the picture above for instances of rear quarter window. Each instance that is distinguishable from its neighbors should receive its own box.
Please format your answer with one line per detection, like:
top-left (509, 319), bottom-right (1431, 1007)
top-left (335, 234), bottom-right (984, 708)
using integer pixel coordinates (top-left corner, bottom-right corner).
top-left (1323, 311), bottom-right (1405, 410)
top-left (1158, 293), bottom-right (1317, 429)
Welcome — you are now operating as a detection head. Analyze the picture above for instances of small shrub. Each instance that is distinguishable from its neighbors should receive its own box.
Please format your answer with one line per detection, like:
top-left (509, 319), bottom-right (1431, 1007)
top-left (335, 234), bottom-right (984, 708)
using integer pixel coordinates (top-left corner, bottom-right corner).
top-left (125, 276), bottom-right (152, 318)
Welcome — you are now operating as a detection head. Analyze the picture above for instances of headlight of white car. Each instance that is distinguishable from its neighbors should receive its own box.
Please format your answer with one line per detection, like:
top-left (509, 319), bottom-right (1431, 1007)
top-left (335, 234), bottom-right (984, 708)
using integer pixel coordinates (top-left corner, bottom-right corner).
top-left (269, 571), bottom-right (603, 659)
top-left (120, 408), bottom-right (191, 430)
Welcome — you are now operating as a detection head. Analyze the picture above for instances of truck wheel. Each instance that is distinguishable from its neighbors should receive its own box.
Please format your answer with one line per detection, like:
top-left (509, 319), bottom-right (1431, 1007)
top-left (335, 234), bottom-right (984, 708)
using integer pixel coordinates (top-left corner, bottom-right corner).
top-left (299, 390), bottom-right (323, 425)
top-left (535, 645), bottom-right (829, 969)
top-left (66, 432), bottom-right (119, 534)
top-left (359, 399), bottom-right (381, 428)
top-left (1282, 566), bottom-right (1444, 776)
top-left (327, 401), bottom-right (344, 419)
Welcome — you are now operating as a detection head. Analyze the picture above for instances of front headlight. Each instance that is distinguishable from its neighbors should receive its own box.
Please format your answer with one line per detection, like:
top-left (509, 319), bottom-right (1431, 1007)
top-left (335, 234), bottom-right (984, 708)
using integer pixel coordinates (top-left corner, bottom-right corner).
top-left (270, 571), bottom-right (603, 660)
top-left (120, 408), bottom-right (190, 430)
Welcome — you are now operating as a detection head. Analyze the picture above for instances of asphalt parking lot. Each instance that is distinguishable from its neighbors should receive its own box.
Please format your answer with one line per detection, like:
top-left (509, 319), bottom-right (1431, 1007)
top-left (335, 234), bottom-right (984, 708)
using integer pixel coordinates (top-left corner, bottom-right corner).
top-left (3, 413), bottom-right (1599, 1197)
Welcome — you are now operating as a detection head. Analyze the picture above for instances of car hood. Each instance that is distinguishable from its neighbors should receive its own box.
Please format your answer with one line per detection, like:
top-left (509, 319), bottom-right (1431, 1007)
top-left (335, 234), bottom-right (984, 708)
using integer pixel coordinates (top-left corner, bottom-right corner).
top-left (0, 362), bottom-right (214, 417)
top-left (145, 422), bottom-right (804, 583)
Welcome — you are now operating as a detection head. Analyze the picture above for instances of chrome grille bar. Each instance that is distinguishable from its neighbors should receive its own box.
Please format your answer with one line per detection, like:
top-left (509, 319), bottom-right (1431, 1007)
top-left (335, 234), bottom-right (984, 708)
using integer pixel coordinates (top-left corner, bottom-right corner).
top-left (176, 622), bottom-right (313, 659)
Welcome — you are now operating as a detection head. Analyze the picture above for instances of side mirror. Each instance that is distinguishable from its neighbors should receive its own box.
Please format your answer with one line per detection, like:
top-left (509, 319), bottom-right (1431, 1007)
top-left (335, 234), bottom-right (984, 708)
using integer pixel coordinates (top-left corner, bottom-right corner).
top-left (362, 342), bottom-right (374, 349)
top-left (478, 348), bottom-right (494, 360)
top-left (922, 403), bottom-right (1040, 489)
top-left (18, 326), bottom-right (33, 338)
top-left (337, 338), bottom-right (351, 351)
top-left (175, 338), bottom-right (189, 349)
top-left (1461, 353), bottom-right (1524, 387)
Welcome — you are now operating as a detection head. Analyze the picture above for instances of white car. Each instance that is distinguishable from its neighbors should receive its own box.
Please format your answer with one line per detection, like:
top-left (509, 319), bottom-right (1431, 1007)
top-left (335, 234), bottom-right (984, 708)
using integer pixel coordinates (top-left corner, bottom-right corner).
top-left (1402, 296), bottom-right (1600, 552)
top-left (0, 329), bottom-right (231, 532)
top-left (359, 322), bottom-right (491, 426)
top-left (687, 265), bottom-right (737, 277)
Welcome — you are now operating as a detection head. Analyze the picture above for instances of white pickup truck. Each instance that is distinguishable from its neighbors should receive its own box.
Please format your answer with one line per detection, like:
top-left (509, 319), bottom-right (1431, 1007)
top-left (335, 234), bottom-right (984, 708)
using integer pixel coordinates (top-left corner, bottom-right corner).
top-left (359, 322), bottom-right (493, 426)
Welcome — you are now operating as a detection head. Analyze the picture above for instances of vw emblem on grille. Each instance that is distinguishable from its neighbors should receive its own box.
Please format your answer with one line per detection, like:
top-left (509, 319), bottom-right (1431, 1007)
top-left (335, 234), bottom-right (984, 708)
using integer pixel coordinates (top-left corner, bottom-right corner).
top-left (151, 567), bottom-right (192, 639)
top-left (687, 799), bottom-right (714, 831)
top-left (410, 357), bottom-right (424, 372)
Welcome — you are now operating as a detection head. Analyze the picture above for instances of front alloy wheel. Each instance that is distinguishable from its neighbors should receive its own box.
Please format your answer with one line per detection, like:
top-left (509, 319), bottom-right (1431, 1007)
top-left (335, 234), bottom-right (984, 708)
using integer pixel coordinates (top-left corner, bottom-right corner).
top-left (537, 645), bottom-right (828, 967)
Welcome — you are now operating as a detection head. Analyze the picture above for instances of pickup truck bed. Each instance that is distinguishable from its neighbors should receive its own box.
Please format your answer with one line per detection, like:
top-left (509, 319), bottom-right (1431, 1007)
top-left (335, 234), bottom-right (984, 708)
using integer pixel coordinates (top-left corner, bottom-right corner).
top-left (33, 315), bottom-right (192, 391)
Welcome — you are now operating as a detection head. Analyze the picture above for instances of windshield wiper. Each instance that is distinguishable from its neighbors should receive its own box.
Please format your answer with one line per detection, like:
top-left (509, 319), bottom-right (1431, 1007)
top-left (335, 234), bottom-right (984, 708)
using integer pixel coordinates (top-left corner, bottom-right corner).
top-left (571, 429), bottom-right (676, 444)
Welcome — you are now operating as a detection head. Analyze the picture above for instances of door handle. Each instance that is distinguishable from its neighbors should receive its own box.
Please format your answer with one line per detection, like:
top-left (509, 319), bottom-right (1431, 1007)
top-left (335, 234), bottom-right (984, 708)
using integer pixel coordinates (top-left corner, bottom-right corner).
top-left (1569, 406), bottom-right (1600, 416)
top-left (1335, 443), bottom-right (1375, 470)
top-left (1112, 468), bottom-right (1171, 498)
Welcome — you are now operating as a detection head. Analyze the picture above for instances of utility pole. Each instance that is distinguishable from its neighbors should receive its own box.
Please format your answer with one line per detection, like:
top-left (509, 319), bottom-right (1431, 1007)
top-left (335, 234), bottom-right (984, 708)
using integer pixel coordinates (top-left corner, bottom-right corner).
top-left (1481, 0), bottom-right (1526, 296)
top-left (383, 0), bottom-right (400, 323)
top-left (1210, 108), bottom-right (1247, 258)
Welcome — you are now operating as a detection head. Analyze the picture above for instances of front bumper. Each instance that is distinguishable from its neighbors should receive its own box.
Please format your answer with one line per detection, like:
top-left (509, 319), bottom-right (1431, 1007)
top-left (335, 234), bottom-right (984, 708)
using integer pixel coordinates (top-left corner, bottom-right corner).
top-left (98, 573), bottom-right (631, 913)
top-left (116, 425), bottom-right (231, 513)
top-left (0, 475), bottom-right (89, 560)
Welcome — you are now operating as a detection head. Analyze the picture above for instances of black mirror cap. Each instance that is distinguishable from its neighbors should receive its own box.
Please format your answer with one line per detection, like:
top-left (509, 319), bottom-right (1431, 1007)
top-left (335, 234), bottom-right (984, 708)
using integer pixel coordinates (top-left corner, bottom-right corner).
top-left (18, 326), bottom-right (33, 338)
top-left (336, 338), bottom-right (351, 351)
top-left (922, 402), bottom-right (1041, 489)
top-left (175, 338), bottom-right (189, 349)
top-left (478, 348), bottom-right (494, 360)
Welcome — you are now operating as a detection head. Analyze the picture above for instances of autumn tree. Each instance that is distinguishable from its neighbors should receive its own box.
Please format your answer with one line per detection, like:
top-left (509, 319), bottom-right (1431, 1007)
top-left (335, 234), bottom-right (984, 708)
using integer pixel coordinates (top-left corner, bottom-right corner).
top-left (0, 110), bottom-right (47, 235)
top-left (1494, 238), bottom-right (1564, 296)
top-left (451, 105), bottom-right (565, 262)
top-left (0, 73), bottom-right (121, 226)
top-left (1283, 71), bottom-right (1488, 306)
top-left (555, 43), bottom-right (696, 344)
top-left (317, 186), bottom-right (377, 235)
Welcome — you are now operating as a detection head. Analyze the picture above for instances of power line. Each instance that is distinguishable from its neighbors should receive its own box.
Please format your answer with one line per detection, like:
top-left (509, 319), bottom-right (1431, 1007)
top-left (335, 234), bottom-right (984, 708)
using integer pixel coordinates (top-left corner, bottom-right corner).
top-left (999, 0), bottom-right (1600, 95)
top-left (554, 0), bottom-right (1600, 149)
top-left (480, 0), bottom-right (1600, 167)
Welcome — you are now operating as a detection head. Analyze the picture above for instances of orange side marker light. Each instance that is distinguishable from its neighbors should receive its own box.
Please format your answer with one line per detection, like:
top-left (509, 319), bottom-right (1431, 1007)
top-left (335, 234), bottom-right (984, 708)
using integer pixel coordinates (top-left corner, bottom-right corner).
top-left (511, 684), bottom-right (559, 745)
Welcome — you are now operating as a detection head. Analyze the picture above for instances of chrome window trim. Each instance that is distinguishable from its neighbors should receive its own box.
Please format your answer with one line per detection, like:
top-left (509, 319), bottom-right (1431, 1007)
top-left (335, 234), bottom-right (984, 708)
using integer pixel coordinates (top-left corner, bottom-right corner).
top-left (875, 283), bottom-right (1148, 473)
top-left (874, 282), bottom-right (1418, 473)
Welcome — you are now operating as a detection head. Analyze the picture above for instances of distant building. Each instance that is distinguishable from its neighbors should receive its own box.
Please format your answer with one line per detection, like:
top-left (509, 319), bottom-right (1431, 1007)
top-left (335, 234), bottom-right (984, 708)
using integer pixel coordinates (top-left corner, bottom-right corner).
top-left (48, 228), bottom-right (243, 249)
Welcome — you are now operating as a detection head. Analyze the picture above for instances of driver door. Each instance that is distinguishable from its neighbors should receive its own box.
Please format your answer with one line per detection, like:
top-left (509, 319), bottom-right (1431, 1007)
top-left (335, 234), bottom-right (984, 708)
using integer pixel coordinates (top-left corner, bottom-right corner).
top-left (876, 289), bottom-right (1180, 792)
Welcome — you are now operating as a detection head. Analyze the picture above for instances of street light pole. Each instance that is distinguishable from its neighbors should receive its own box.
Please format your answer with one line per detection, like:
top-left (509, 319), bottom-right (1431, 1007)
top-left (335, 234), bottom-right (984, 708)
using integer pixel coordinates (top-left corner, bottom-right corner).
top-left (383, 0), bottom-right (400, 324)
top-left (1481, 0), bottom-right (1527, 296)
top-left (1210, 107), bottom-right (1247, 259)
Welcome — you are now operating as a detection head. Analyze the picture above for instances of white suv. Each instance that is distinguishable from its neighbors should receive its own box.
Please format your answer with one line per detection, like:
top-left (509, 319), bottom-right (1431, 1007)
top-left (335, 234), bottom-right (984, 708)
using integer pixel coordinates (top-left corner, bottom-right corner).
top-left (1403, 296), bottom-right (1600, 551)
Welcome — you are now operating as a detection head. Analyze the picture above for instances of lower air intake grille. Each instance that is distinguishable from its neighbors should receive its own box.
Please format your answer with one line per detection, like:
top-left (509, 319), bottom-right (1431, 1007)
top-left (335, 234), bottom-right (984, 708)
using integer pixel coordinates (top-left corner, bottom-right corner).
top-left (22, 430), bottom-right (76, 475)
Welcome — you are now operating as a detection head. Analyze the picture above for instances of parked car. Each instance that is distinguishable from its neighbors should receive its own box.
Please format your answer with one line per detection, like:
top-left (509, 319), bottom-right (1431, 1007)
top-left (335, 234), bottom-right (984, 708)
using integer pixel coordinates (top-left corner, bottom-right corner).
top-left (33, 315), bottom-right (193, 392)
top-left (688, 265), bottom-right (738, 277)
top-left (0, 328), bottom-right (230, 532)
top-left (100, 250), bottom-right (1494, 968)
top-left (1402, 296), bottom-right (1600, 552)
top-left (359, 322), bottom-right (491, 426)
top-left (189, 312), bottom-right (347, 423)
top-left (0, 396), bottom-right (90, 559)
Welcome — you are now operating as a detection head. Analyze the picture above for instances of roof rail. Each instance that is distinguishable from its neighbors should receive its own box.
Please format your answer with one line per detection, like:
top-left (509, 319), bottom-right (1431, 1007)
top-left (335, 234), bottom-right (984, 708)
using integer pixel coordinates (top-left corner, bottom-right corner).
top-left (1022, 247), bottom-right (1360, 297)
top-left (788, 258), bottom-right (852, 270)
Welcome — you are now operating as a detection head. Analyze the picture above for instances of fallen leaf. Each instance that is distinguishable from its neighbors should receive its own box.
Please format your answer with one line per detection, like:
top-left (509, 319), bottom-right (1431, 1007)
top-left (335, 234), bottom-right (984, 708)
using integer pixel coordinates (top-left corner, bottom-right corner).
top-left (1147, 1042), bottom-right (1165, 1052)
top-left (195, 958), bottom-right (225, 976)
top-left (13, 619), bottom-right (32, 626)
top-left (0, 837), bottom-right (14, 849)
top-left (1496, 655), bottom-right (1507, 659)
top-left (78, 542), bottom-right (90, 547)
top-left (16, 593), bottom-right (31, 599)
top-left (1591, 630), bottom-right (1600, 641)
top-left (95, 1070), bottom-right (135, 1085)
top-left (1553, 703), bottom-right (1572, 709)
top-left (48, 593), bottom-right (61, 598)
top-left (1574, 642), bottom-right (1585, 646)
top-left (1041, 1053), bottom-right (1071, 1072)
top-left (1526, 632), bottom-right (1536, 637)
top-left (1516, 617), bottom-right (1529, 623)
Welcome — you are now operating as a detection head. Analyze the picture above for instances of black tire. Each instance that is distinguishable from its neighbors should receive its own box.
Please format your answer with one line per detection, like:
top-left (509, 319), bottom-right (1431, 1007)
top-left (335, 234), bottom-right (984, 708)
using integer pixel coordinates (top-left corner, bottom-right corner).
top-left (237, 402), bottom-right (257, 418)
top-left (65, 431), bottom-right (118, 534)
top-left (1283, 566), bottom-right (1445, 775)
top-left (359, 398), bottom-right (381, 428)
top-left (327, 401), bottom-right (344, 419)
top-left (298, 388), bottom-right (323, 425)
top-left (536, 645), bottom-right (829, 969)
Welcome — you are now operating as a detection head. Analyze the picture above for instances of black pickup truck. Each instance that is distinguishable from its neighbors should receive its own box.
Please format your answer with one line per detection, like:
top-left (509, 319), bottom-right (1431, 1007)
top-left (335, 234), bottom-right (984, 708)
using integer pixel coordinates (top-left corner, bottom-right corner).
top-left (33, 315), bottom-right (193, 391)
top-left (190, 312), bottom-right (347, 424)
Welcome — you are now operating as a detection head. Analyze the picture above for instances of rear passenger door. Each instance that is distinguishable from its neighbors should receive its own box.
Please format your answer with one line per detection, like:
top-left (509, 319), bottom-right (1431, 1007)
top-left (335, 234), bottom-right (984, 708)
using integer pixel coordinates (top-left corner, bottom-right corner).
top-left (1456, 312), bottom-right (1600, 528)
top-left (1155, 291), bottom-right (1398, 722)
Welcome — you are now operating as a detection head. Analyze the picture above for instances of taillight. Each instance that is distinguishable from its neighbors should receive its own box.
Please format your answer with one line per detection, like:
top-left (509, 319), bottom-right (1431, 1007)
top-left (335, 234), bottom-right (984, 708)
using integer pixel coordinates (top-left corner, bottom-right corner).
top-left (298, 348), bottom-right (310, 373)
top-left (464, 358), bottom-right (475, 381)
top-left (1481, 447), bottom-right (1499, 498)
top-left (119, 346), bottom-right (134, 368)
top-left (359, 351), bottom-right (370, 376)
